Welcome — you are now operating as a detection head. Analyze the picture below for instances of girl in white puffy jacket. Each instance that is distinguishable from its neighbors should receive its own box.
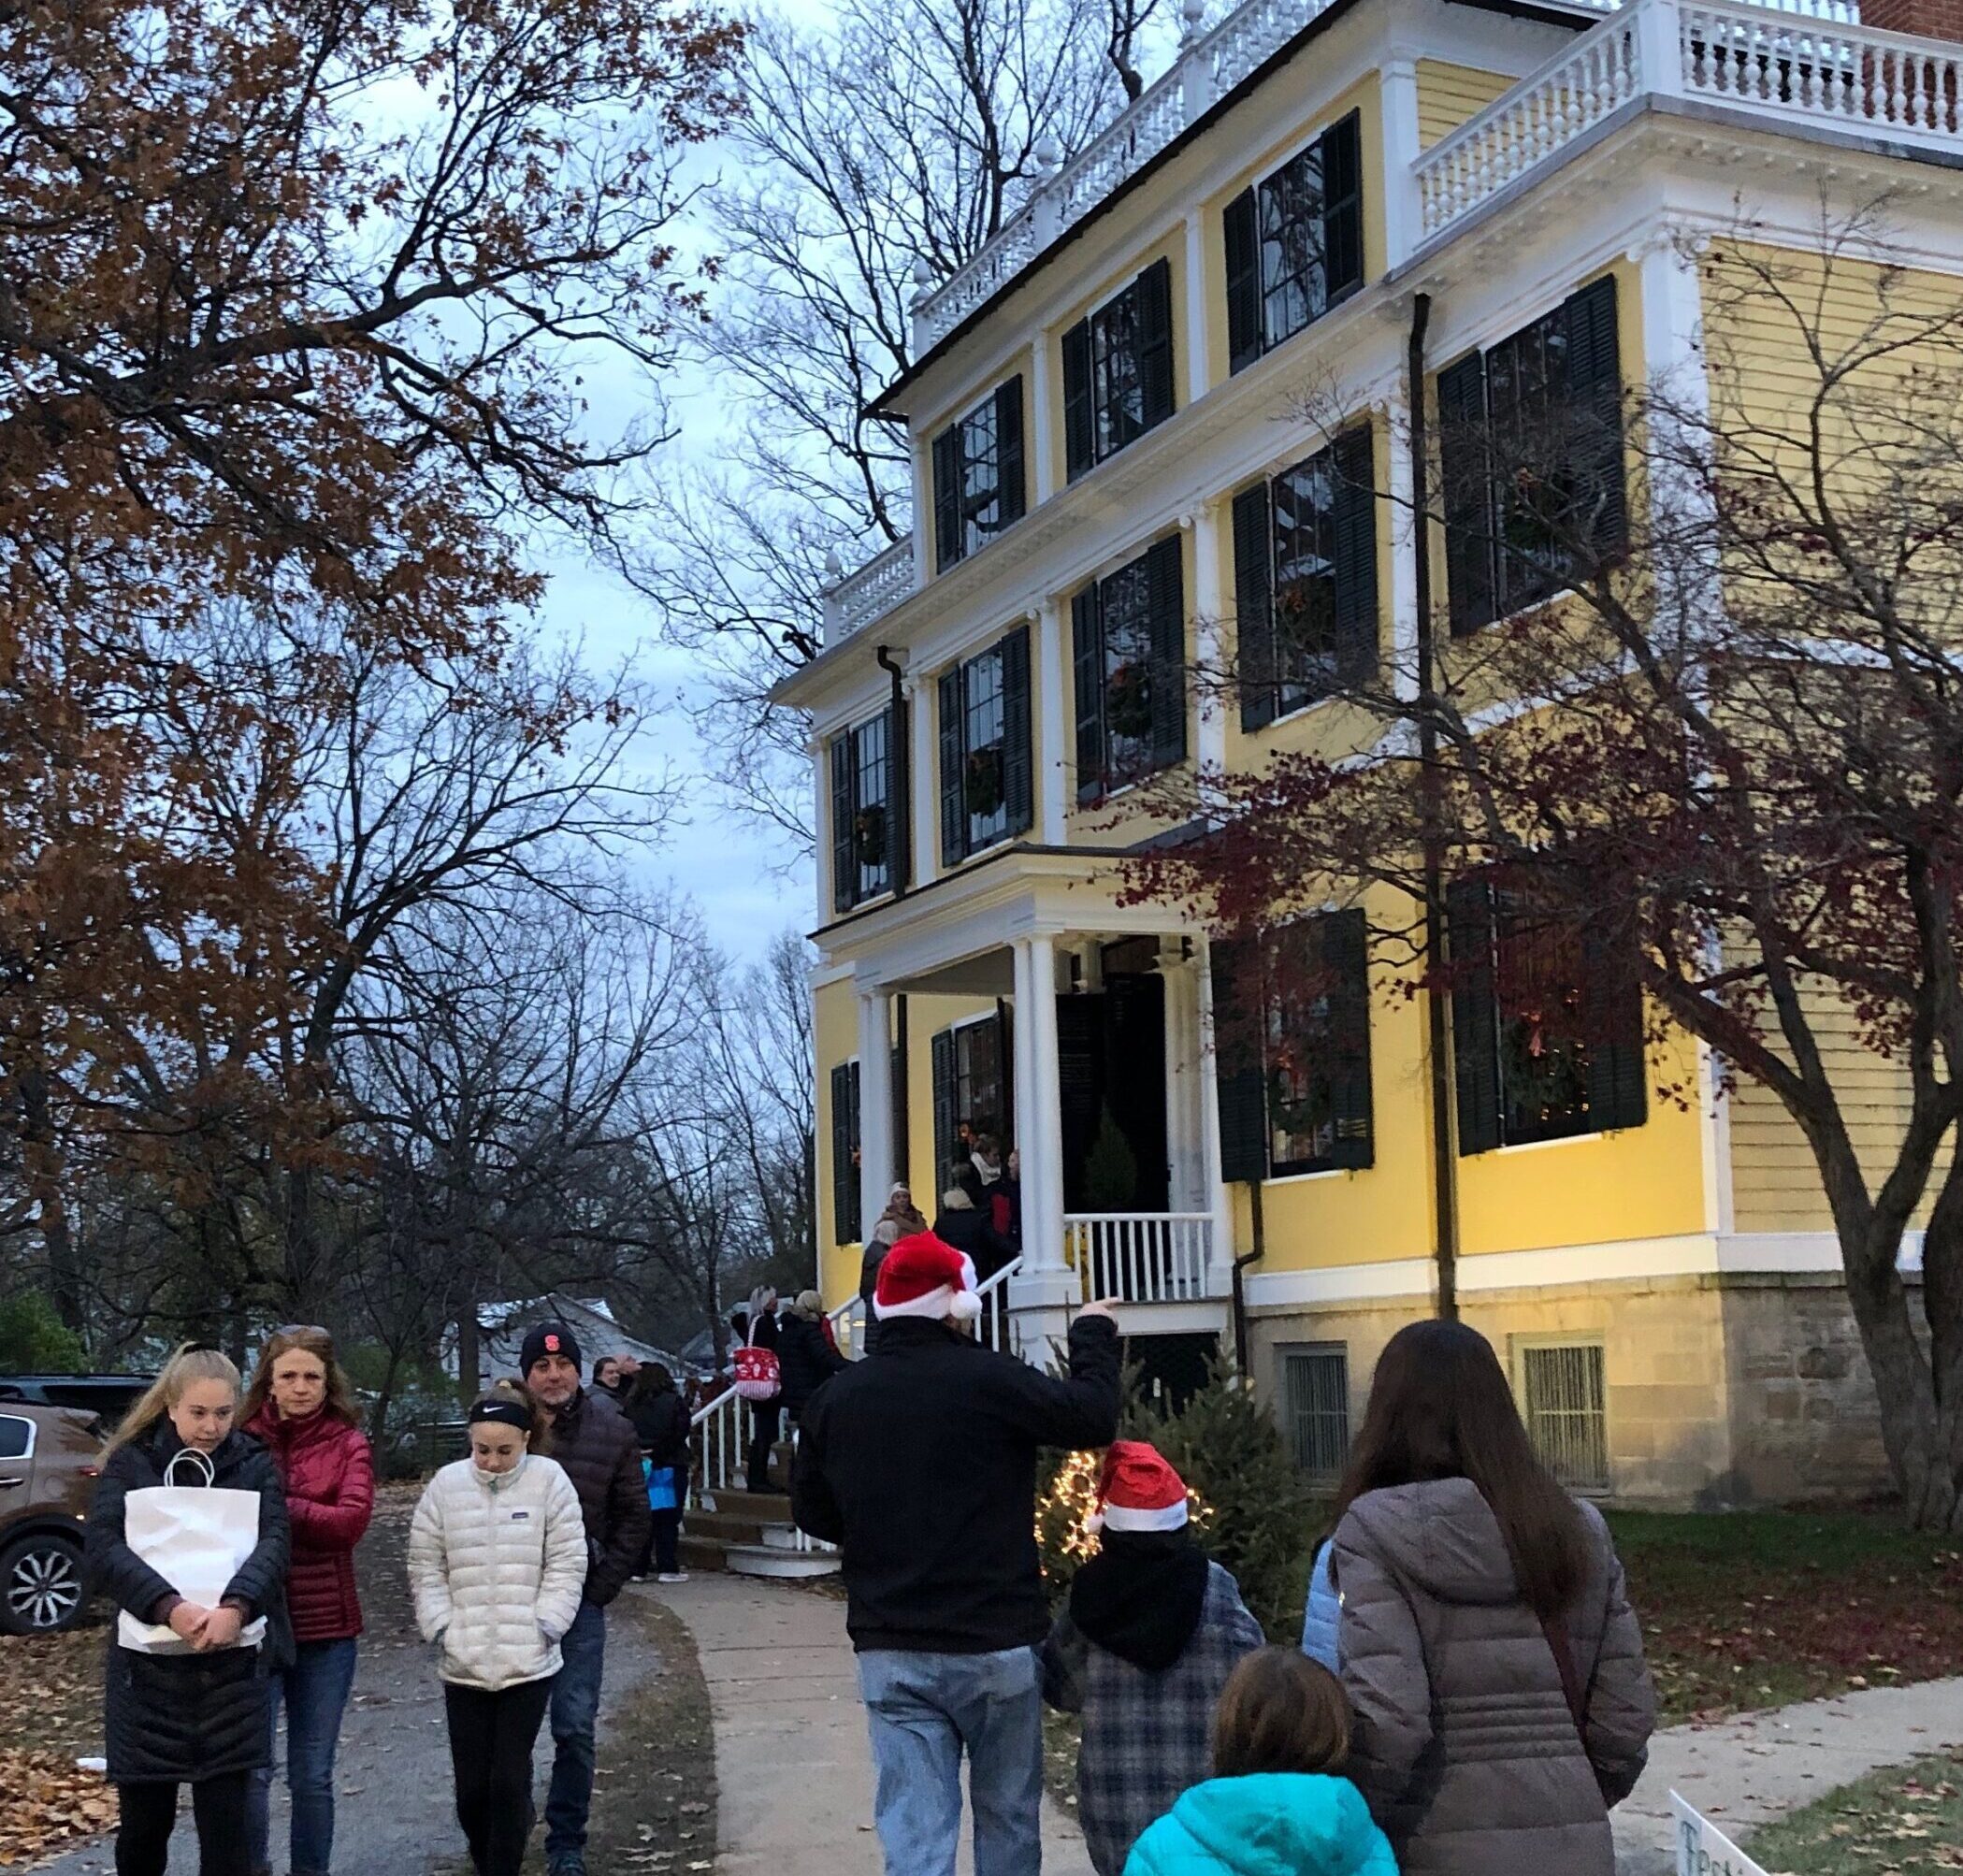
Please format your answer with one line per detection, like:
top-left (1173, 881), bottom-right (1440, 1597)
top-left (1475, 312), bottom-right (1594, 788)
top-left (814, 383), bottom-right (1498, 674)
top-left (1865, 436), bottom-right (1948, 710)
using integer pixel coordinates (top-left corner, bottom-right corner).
top-left (408, 1385), bottom-right (587, 1876)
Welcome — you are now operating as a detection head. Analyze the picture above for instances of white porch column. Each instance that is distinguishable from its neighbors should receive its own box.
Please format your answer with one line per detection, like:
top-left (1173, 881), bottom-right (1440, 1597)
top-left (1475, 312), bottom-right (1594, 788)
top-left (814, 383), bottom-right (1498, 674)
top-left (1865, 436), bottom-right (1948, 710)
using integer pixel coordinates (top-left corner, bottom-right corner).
top-left (1194, 935), bottom-right (1236, 1281)
top-left (1037, 599), bottom-right (1068, 842)
top-left (856, 984), bottom-right (893, 1241)
top-left (1009, 934), bottom-right (1077, 1345)
top-left (1384, 389), bottom-right (1420, 705)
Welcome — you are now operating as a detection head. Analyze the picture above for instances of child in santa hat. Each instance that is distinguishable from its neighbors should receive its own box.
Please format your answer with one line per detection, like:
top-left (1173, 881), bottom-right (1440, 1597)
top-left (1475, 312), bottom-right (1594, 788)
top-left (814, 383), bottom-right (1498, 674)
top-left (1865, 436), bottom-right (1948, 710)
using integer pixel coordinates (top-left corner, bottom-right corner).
top-left (1123, 1646), bottom-right (1396, 1875)
top-left (1040, 1441), bottom-right (1265, 1876)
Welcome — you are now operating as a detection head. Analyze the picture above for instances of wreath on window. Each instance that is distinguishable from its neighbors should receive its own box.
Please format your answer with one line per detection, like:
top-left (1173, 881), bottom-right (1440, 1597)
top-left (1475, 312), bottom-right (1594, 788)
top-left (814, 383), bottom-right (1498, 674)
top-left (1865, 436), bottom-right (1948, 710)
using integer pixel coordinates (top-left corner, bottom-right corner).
top-left (1105, 660), bottom-right (1153, 742)
top-left (853, 805), bottom-right (888, 870)
top-left (964, 746), bottom-right (1005, 818)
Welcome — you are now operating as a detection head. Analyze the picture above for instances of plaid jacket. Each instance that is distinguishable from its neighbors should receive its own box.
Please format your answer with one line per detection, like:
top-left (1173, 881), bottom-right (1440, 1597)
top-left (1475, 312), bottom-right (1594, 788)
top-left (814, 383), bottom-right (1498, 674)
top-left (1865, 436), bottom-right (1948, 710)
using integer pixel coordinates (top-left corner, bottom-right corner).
top-left (1043, 1563), bottom-right (1266, 1876)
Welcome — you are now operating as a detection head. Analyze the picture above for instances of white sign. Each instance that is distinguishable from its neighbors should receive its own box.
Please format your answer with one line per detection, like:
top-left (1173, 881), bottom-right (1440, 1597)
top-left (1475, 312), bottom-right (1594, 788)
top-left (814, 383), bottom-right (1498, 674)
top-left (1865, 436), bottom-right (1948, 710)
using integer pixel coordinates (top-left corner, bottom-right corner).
top-left (1671, 1790), bottom-right (1772, 1876)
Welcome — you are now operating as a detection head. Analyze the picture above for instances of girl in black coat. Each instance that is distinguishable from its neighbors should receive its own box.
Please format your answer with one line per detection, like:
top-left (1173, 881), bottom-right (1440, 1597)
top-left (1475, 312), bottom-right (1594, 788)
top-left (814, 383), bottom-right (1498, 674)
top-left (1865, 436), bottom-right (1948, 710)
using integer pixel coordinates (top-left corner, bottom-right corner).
top-left (628, 1364), bottom-right (692, 1582)
top-left (87, 1345), bottom-right (291, 1876)
top-left (777, 1292), bottom-right (848, 1422)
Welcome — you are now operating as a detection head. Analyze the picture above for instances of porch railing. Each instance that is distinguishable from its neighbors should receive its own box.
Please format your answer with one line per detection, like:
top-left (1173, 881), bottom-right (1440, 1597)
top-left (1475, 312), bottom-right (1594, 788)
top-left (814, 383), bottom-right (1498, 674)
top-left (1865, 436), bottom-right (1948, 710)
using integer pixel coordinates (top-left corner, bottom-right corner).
top-left (1065, 1213), bottom-right (1215, 1304)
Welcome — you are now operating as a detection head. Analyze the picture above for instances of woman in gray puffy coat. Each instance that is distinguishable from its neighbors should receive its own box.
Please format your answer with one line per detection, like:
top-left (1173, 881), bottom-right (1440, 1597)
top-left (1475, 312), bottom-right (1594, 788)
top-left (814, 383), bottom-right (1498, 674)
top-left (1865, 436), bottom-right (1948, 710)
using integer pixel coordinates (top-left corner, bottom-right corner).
top-left (1328, 1320), bottom-right (1656, 1876)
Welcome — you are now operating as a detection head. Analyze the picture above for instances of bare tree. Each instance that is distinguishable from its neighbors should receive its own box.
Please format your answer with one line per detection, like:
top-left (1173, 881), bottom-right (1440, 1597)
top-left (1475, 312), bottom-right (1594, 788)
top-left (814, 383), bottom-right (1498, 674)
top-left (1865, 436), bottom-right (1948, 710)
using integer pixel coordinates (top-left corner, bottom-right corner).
top-left (635, 0), bottom-right (1171, 848)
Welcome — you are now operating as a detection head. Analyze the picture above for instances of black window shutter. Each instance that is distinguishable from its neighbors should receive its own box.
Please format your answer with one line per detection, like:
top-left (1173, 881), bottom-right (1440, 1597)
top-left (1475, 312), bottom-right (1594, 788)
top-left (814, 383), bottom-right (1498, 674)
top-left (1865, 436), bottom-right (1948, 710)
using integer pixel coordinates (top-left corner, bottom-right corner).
top-left (1321, 112), bottom-right (1364, 303)
top-left (1233, 481), bottom-right (1277, 731)
top-left (1000, 625), bottom-right (1033, 836)
top-left (1447, 878), bottom-right (1501, 1155)
top-left (1072, 585), bottom-right (1104, 804)
top-left (995, 377), bottom-right (1027, 527)
top-left (1322, 909), bottom-right (1375, 1169)
top-left (938, 669), bottom-right (964, 866)
top-left (1561, 276), bottom-right (1626, 558)
top-left (1224, 188), bottom-right (1263, 374)
top-left (931, 426), bottom-right (962, 572)
top-left (1436, 352), bottom-right (1494, 636)
top-left (1331, 426), bottom-right (1378, 688)
top-left (1210, 936), bottom-right (1268, 1184)
top-left (891, 1040), bottom-right (910, 1187)
top-left (931, 1028), bottom-right (958, 1192)
top-left (1583, 920), bottom-right (1647, 1133)
top-left (830, 1061), bottom-right (859, 1244)
top-left (888, 698), bottom-right (910, 890)
top-left (1137, 256), bottom-right (1176, 434)
top-left (1147, 534), bottom-right (1187, 771)
top-left (830, 732), bottom-right (856, 915)
top-left (1062, 321), bottom-right (1095, 482)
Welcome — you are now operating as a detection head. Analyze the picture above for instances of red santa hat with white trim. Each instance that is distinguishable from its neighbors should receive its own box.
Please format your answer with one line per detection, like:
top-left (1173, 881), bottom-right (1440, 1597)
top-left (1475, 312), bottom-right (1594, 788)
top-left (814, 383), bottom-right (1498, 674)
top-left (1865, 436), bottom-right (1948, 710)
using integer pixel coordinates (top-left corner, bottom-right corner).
top-left (1090, 1440), bottom-right (1191, 1534)
top-left (873, 1232), bottom-right (984, 1323)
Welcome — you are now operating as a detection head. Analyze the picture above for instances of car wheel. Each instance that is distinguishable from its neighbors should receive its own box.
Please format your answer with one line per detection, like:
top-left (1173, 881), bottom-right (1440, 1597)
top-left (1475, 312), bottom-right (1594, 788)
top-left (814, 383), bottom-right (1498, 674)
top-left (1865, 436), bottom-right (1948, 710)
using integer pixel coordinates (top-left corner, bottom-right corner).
top-left (0, 1533), bottom-right (87, 1635)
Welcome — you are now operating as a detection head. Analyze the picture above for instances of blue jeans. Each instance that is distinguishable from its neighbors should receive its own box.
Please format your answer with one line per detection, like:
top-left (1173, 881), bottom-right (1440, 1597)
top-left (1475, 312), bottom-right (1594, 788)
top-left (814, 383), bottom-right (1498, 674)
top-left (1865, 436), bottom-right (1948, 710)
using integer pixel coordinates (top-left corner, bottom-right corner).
top-left (857, 1647), bottom-right (1044, 1876)
top-left (544, 1599), bottom-right (606, 1866)
top-left (246, 1637), bottom-right (358, 1874)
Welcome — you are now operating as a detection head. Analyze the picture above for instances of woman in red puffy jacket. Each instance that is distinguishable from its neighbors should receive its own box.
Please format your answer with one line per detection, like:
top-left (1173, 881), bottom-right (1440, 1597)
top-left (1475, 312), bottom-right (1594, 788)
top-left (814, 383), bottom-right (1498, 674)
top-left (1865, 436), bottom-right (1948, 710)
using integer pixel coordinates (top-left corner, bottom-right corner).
top-left (241, 1326), bottom-right (374, 1876)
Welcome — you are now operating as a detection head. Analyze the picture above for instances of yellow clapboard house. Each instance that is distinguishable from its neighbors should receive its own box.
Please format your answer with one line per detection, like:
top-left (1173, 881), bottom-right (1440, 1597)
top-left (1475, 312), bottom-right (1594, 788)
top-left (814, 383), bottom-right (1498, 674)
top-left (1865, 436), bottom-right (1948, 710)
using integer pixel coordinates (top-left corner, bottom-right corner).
top-left (772, 0), bottom-right (1955, 1507)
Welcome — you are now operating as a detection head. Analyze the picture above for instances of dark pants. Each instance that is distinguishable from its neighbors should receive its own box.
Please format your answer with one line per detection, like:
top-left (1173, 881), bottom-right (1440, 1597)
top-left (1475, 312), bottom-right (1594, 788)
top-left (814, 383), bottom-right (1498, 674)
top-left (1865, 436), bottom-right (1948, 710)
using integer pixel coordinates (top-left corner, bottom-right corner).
top-left (116, 1773), bottom-right (252, 1876)
top-left (644, 1507), bottom-right (682, 1576)
top-left (746, 1401), bottom-right (781, 1493)
top-left (544, 1599), bottom-right (606, 1864)
top-left (443, 1675), bottom-right (555, 1876)
top-left (247, 1635), bottom-right (359, 1873)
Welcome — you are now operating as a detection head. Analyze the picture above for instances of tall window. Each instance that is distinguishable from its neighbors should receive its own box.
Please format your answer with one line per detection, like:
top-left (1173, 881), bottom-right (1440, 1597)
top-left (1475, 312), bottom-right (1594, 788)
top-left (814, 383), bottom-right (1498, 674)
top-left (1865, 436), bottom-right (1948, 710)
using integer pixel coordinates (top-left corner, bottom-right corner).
top-left (830, 1060), bottom-right (862, 1245)
top-left (1062, 258), bottom-right (1176, 480)
top-left (931, 378), bottom-right (1027, 571)
top-left (938, 627), bottom-right (1032, 865)
top-left (1232, 426), bottom-right (1377, 731)
top-left (1223, 113), bottom-right (1363, 375)
top-left (1210, 909), bottom-right (1374, 1183)
top-left (1438, 276), bottom-right (1625, 634)
top-left (1072, 535), bottom-right (1185, 801)
top-left (1280, 1345), bottom-right (1350, 1482)
top-left (1447, 877), bottom-right (1646, 1154)
top-left (830, 706), bottom-right (905, 914)
top-left (931, 1017), bottom-right (1009, 1189)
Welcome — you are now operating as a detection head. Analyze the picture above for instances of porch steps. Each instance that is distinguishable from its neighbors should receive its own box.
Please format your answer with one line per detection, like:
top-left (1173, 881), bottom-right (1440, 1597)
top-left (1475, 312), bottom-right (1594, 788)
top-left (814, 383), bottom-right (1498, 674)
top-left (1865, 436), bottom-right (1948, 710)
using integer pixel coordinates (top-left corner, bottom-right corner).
top-left (682, 1484), bottom-right (840, 1580)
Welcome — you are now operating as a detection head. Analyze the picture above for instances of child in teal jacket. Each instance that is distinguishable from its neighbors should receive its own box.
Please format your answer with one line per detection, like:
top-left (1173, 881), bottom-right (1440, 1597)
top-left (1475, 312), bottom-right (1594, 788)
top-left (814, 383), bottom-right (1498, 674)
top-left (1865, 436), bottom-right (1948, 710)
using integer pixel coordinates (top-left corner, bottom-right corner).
top-left (1125, 1648), bottom-right (1397, 1876)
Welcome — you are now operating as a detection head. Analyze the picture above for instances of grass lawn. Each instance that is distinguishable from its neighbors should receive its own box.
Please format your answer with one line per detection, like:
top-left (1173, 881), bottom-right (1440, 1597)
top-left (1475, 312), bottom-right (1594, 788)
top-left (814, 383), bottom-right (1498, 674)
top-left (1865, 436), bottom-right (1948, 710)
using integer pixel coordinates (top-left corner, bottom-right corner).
top-left (1745, 1751), bottom-right (1963, 1873)
top-left (1606, 1508), bottom-right (1963, 1723)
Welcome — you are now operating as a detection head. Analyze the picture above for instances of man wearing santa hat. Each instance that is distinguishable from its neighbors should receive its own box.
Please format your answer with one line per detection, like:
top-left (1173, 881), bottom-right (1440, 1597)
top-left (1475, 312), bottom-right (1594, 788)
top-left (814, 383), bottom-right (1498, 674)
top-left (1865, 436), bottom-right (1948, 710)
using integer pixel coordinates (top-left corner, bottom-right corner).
top-left (791, 1232), bottom-right (1121, 1876)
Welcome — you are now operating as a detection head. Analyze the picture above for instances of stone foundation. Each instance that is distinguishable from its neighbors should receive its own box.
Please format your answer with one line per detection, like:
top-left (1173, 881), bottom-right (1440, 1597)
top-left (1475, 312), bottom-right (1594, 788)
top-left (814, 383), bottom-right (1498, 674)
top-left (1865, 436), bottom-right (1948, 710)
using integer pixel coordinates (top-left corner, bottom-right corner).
top-left (1247, 1267), bottom-right (1912, 1509)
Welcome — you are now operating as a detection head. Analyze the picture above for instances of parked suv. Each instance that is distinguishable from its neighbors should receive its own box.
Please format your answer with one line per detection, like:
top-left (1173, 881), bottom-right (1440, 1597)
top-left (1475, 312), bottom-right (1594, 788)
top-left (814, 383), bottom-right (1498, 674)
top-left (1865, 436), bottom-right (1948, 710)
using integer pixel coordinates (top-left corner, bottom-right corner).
top-left (0, 1402), bottom-right (103, 1635)
top-left (0, 1373), bottom-right (152, 1424)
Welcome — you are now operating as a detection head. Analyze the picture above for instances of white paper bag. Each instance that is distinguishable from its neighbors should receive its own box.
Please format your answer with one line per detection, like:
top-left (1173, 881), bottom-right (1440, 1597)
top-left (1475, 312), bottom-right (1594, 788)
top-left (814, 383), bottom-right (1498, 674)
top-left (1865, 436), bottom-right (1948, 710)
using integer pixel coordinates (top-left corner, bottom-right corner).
top-left (115, 1449), bottom-right (268, 1654)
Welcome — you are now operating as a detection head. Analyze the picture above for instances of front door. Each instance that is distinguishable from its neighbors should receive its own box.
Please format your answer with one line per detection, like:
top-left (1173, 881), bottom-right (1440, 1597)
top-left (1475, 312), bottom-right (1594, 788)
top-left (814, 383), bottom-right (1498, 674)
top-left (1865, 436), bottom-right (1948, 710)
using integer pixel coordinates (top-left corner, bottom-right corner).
top-left (1057, 973), bottom-right (1170, 1212)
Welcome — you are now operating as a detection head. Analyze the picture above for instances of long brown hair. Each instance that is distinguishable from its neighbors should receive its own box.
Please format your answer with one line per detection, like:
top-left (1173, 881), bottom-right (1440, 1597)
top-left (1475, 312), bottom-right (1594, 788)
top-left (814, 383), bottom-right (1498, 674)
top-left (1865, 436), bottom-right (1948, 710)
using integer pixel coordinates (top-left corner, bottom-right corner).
top-left (241, 1325), bottom-right (360, 1429)
top-left (107, 1345), bottom-right (241, 1454)
top-left (1331, 1319), bottom-right (1588, 1618)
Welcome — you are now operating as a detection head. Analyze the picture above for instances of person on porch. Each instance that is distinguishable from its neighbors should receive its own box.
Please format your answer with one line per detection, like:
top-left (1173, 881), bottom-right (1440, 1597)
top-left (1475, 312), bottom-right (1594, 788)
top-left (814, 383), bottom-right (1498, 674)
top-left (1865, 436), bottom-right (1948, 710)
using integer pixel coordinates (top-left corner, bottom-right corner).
top-left (790, 1234), bottom-right (1121, 1876)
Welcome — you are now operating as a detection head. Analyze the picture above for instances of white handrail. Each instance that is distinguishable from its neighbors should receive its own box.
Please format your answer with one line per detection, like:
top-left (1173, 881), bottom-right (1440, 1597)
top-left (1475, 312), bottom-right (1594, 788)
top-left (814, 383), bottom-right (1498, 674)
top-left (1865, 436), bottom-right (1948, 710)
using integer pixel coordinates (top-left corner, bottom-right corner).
top-left (821, 539), bottom-right (915, 646)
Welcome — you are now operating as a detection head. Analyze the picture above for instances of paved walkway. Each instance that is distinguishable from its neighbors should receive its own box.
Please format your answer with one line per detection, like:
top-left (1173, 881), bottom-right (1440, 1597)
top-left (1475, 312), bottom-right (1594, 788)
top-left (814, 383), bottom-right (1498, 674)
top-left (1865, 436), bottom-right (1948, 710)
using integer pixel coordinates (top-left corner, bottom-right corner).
top-left (656, 1573), bottom-right (1092, 1876)
top-left (1611, 1677), bottom-right (1963, 1874)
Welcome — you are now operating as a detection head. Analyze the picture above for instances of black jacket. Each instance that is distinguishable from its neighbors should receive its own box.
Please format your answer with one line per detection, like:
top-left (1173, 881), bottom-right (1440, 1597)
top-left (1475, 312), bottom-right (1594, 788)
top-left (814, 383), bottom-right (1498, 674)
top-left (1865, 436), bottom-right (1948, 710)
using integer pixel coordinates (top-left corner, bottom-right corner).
top-left (87, 1425), bottom-right (291, 1782)
top-left (776, 1313), bottom-right (848, 1418)
top-left (628, 1386), bottom-right (691, 1471)
top-left (934, 1205), bottom-right (1013, 1283)
top-left (545, 1387), bottom-right (652, 1608)
top-left (791, 1314), bottom-right (1120, 1654)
